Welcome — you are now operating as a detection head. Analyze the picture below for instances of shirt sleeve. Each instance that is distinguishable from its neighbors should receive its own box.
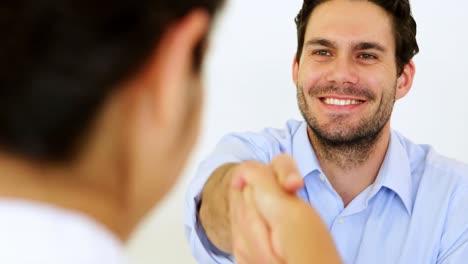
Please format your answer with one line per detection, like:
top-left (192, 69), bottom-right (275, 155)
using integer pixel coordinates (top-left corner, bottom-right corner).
top-left (437, 185), bottom-right (468, 264)
top-left (184, 133), bottom-right (273, 264)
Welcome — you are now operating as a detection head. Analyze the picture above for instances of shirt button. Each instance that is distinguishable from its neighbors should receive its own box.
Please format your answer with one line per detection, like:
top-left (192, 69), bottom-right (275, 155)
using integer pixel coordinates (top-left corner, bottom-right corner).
top-left (338, 217), bottom-right (344, 224)
top-left (319, 173), bottom-right (326, 182)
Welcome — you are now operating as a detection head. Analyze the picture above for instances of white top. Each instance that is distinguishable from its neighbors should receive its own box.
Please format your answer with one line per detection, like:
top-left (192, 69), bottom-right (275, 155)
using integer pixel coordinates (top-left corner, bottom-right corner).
top-left (0, 199), bottom-right (127, 264)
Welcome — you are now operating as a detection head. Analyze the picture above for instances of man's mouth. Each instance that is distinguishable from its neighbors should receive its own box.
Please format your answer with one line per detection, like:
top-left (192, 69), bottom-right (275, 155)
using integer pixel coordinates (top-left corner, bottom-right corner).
top-left (320, 97), bottom-right (365, 106)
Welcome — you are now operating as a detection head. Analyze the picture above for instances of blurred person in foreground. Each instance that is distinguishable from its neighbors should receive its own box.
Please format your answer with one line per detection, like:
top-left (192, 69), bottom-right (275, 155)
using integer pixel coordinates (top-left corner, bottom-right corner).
top-left (0, 0), bottom-right (225, 262)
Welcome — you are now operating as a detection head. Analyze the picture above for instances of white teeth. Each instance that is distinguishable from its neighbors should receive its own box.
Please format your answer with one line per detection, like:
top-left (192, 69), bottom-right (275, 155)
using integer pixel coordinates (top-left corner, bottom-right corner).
top-left (323, 98), bottom-right (362, 105)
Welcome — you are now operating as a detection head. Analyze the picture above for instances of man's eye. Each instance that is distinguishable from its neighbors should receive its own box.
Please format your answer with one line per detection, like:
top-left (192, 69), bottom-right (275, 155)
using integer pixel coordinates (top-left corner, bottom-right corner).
top-left (359, 53), bottom-right (377, 60)
top-left (314, 50), bottom-right (332, 56)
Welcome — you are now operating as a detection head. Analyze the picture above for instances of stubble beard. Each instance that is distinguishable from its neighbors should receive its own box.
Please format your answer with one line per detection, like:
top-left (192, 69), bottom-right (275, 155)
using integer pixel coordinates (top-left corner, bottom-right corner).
top-left (297, 83), bottom-right (396, 169)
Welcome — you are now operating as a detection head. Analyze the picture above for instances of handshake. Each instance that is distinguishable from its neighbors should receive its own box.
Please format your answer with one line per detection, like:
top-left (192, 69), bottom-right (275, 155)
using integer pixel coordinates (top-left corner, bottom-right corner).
top-left (199, 154), bottom-right (342, 264)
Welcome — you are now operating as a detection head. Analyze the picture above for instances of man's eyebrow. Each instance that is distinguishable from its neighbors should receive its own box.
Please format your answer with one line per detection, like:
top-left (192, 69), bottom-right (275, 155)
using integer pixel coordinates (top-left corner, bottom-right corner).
top-left (304, 39), bottom-right (387, 53)
top-left (305, 38), bottom-right (337, 49)
top-left (354, 42), bottom-right (386, 52)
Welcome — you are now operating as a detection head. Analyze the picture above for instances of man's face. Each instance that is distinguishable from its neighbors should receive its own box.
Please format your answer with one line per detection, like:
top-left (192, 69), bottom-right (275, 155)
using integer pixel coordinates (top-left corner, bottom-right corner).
top-left (294, 0), bottom-right (402, 144)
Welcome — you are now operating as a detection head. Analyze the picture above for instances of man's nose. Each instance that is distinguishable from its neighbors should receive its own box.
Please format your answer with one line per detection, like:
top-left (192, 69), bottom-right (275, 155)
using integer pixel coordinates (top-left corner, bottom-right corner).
top-left (325, 56), bottom-right (359, 86)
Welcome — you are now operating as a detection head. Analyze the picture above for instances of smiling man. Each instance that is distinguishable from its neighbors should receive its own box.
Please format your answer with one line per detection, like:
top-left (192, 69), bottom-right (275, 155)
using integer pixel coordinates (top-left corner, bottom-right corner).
top-left (185, 0), bottom-right (468, 263)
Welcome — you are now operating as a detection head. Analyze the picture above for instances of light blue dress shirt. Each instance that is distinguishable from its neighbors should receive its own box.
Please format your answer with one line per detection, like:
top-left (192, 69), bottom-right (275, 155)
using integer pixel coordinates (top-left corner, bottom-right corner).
top-left (184, 119), bottom-right (468, 264)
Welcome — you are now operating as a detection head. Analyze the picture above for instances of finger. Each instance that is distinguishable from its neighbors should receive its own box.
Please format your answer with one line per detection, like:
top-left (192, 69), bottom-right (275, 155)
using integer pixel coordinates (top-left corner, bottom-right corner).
top-left (230, 162), bottom-right (288, 264)
top-left (238, 165), bottom-right (300, 228)
top-left (232, 162), bottom-right (297, 232)
top-left (243, 186), bottom-right (285, 264)
top-left (241, 169), bottom-right (291, 225)
top-left (239, 162), bottom-right (282, 194)
top-left (270, 154), bottom-right (304, 193)
top-left (231, 167), bottom-right (247, 191)
top-left (231, 184), bottom-right (284, 264)
top-left (230, 189), bottom-right (251, 259)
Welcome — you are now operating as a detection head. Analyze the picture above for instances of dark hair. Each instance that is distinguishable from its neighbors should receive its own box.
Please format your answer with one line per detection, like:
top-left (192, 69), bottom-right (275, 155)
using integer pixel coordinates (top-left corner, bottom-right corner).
top-left (0, 0), bottom-right (223, 162)
top-left (294, 0), bottom-right (419, 75)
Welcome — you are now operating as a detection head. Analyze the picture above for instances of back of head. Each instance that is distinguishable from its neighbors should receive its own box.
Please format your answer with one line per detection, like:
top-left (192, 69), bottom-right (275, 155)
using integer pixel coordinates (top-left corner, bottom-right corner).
top-left (0, 0), bottom-right (223, 162)
top-left (0, 0), bottom-right (225, 245)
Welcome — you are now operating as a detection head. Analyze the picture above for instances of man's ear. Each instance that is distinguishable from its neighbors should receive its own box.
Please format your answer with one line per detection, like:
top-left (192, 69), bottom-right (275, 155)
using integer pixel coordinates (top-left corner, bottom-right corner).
top-left (292, 54), bottom-right (299, 87)
top-left (395, 60), bottom-right (416, 101)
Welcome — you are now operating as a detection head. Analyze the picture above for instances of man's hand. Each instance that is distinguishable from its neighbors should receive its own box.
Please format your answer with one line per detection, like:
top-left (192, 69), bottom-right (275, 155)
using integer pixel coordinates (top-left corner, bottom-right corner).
top-left (229, 155), bottom-right (303, 263)
top-left (230, 185), bottom-right (284, 264)
top-left (230, 155), bottom-right (342, 264)
top-left (199, 156), bottom-right (304, 254)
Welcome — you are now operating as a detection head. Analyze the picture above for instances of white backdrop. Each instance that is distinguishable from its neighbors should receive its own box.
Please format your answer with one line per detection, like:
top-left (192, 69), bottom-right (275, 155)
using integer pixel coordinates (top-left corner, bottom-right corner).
top-left (126, 0), bottom-right (468, 263)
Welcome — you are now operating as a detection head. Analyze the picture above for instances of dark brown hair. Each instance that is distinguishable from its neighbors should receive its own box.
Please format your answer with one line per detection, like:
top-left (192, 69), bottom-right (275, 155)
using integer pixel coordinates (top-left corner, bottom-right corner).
top-left (295, 0), bottom-right (419, 75)
top-left (0, 0), bottom-right (224, 161)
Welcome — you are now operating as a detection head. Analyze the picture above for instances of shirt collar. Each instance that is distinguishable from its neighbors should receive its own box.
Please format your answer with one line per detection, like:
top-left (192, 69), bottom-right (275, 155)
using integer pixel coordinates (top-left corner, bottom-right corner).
top-left (373, 130), bottom-right (414, 215)
top-left (291, 121), bottom-right (414, 215)
top-left (291, 121), bottom-right (322, 178)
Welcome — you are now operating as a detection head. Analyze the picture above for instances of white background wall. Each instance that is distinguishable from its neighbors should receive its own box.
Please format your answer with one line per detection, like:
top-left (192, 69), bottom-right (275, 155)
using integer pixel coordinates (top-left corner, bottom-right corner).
top-left (126, 0), bottom-right (468, 263)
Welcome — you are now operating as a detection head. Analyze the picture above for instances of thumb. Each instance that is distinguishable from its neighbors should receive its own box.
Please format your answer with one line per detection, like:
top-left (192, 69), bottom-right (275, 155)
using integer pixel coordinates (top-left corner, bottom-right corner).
top-left (270, 154), bottom-right (304, 193)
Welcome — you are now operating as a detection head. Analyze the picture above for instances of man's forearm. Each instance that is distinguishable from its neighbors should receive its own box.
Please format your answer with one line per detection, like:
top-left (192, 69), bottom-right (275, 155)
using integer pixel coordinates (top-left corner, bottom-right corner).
top-left (199, 163), bottom-right (238, 253)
